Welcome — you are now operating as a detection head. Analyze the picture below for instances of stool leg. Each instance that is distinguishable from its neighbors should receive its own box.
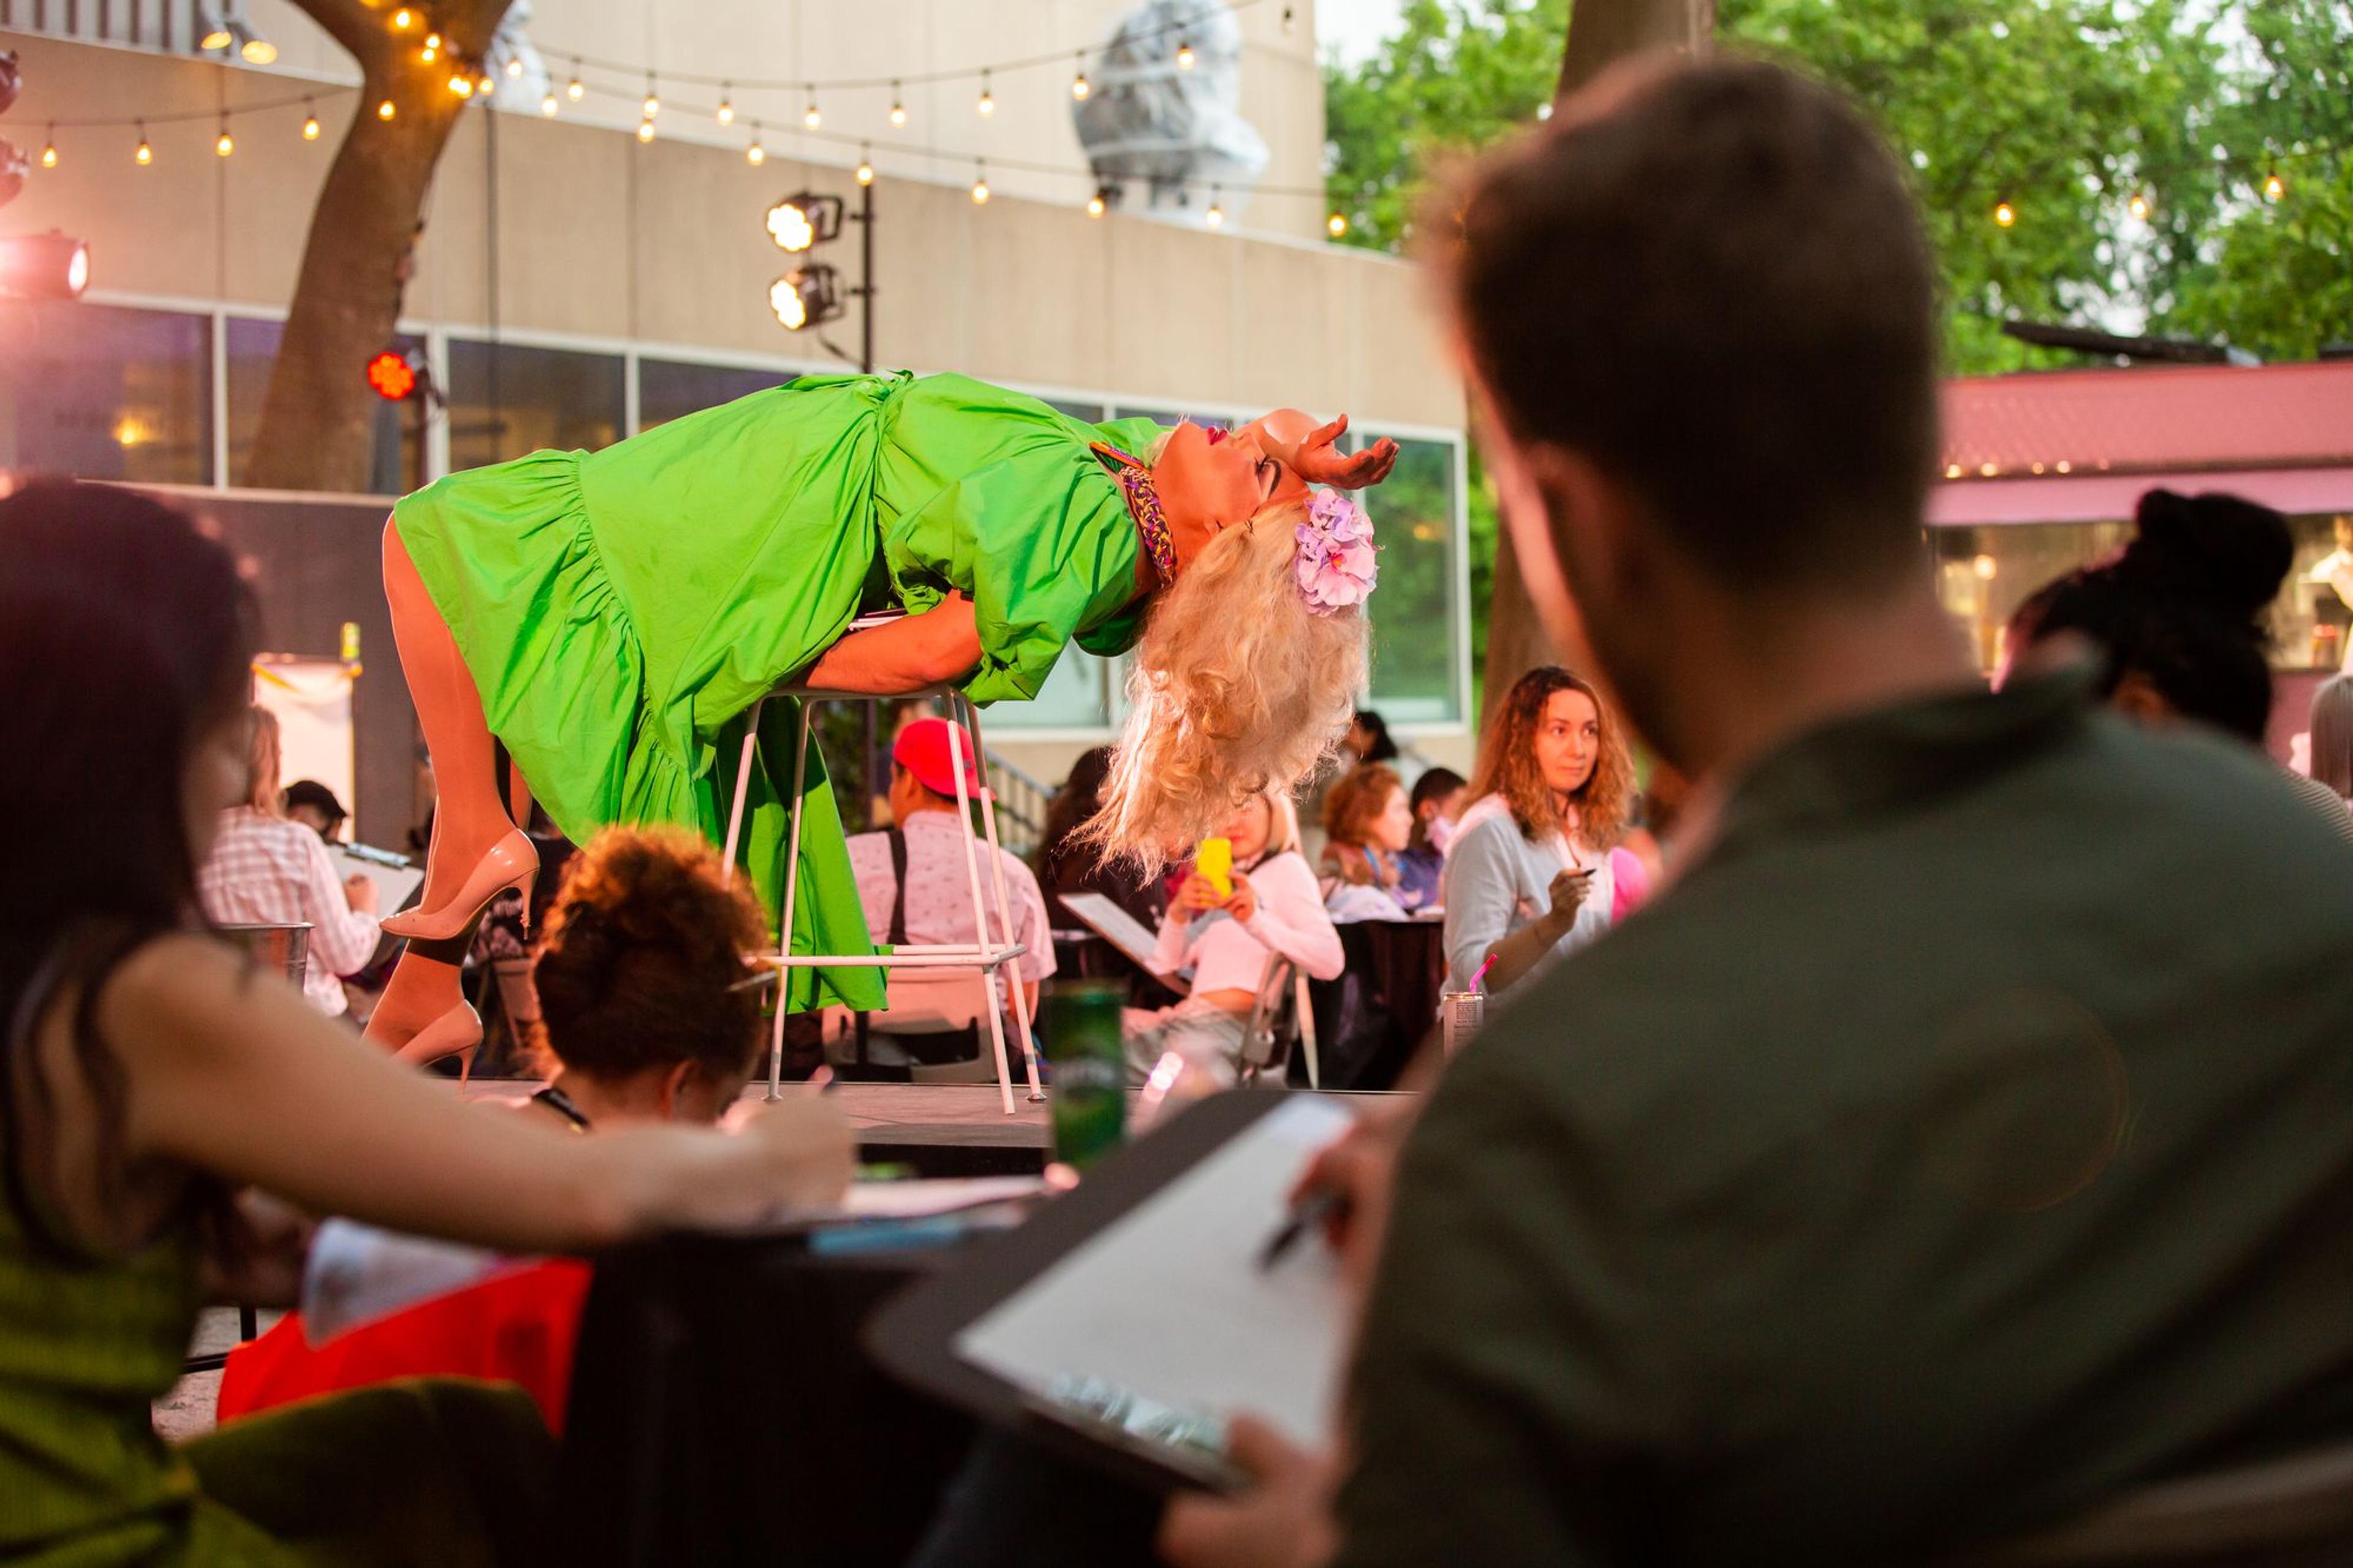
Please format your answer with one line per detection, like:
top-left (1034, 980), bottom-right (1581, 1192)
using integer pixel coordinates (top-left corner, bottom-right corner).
top-left (720, 699), bottom-right (767, 886)
top-left (770, 702), bottom-right (814, 1102)
top-left (944, 713), bottom-right (1016, 1115)
top-left (961, 698), bottom-right (1045, 1102)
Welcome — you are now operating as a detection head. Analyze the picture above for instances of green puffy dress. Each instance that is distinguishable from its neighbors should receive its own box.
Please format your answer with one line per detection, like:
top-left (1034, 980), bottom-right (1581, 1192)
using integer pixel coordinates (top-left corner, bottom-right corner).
top-left (393, 372), bottom-right (1165, 1011)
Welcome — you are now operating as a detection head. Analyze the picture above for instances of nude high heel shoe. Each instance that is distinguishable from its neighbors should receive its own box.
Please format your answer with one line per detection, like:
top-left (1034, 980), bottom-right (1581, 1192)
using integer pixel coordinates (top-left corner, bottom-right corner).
top-left (381, 828), bottom-right (538, 943)
top-left (390, 1002), bottom-right (483, 1083)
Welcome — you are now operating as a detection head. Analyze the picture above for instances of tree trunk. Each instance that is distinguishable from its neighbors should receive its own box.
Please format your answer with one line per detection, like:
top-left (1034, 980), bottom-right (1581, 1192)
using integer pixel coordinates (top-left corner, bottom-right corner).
top-left (1479, 0), bottom-right (1714, 724)
top-left (243, 0), bottom-right (513, 492)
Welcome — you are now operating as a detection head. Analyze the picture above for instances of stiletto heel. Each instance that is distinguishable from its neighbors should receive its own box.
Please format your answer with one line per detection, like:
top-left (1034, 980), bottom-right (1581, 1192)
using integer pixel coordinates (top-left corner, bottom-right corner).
top-left (390, 1002), bottom-right (483, 1076)
top-left (382, 829), bottom-right (537, 943)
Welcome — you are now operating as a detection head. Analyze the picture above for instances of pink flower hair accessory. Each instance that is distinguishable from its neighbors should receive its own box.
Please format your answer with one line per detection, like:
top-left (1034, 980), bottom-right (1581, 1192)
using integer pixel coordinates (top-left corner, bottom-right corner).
top-left (1294, 488), bottom-right (1379, 615)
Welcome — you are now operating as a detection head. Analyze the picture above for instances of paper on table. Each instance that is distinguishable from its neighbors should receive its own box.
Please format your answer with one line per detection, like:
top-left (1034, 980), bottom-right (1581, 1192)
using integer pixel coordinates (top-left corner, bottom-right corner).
top-left (301, 1218), bottom-right (520, 1344)
top-left (1058, 892), bottom-right (1189, 995)
top-left (839, 1175), bottom-right (1048, 1220)
top-left (954, 1094), bottom-right (1359, 1449)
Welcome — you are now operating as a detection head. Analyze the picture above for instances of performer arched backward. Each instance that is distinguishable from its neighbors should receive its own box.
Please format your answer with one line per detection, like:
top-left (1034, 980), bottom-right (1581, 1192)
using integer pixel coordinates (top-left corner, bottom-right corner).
top-left (367, 371), bottom-right (1395, 1062)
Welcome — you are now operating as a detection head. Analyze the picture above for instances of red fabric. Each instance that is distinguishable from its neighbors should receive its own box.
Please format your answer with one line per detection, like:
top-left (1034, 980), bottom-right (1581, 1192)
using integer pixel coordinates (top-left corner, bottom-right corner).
top-left (216, 1259), bottom-right (594, 1434)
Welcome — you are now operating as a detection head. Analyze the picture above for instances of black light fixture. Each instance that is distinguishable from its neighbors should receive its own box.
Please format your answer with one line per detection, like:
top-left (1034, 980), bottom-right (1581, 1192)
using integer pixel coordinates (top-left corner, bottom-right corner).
top-left (765, 191), bottom-right (846, 254)
top-left (768, 263), bottom-right (844, 331)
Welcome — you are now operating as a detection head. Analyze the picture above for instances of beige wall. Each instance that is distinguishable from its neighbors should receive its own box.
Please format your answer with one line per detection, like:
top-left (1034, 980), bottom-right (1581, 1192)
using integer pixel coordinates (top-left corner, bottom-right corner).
top-left (6, 29), bottom-right (1461, 430)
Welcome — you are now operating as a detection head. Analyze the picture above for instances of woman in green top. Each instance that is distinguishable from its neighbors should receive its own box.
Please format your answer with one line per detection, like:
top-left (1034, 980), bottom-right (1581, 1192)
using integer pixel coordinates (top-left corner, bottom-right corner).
top-left (366, 371), bottom-right (1395, 1061)
top-left (0, 482), bottom-right (854, 1565)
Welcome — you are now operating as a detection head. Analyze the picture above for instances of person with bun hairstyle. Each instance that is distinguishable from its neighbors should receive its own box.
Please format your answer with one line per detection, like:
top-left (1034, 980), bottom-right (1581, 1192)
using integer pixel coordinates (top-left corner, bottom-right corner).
top-left (2004, 488), bottom-right (2353, 839)
top-left (217, 827), bottom-right (773, 1432)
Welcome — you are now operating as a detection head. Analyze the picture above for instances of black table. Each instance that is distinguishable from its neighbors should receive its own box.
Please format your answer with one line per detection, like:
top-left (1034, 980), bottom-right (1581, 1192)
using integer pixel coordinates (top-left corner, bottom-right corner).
top-left (1303, 920), bottom-right (1445, 1090)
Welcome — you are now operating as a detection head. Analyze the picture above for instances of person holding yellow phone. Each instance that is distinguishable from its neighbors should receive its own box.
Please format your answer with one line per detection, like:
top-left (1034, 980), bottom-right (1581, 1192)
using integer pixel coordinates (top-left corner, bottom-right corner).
top-left (1124, 790), bottom-right (1346, 1085)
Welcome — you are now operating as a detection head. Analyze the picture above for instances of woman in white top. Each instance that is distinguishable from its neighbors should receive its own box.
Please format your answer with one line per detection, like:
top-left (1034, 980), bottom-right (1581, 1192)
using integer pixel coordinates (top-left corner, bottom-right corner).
top-left (196, 707), bottom-right (384, 1017)
top-left (1442, 665), bottom-right (1640, 999)
top-left (1125, 787), bottom-right (1344, 1084)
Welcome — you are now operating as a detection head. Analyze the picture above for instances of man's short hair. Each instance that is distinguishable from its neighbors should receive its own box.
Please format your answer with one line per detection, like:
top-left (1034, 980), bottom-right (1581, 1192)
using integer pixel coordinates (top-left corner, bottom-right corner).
top-left (1447, 56), bottom-right (1939, 589)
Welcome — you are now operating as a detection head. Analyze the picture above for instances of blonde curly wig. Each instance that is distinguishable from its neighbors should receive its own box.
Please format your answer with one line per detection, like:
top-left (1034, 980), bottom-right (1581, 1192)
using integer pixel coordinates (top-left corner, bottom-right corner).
top-left (1082, 497), bottom-right (1369, 873)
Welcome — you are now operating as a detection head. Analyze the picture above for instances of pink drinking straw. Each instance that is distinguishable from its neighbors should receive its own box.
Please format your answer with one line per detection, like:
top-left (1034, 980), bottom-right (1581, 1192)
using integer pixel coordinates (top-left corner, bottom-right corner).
top-left (1469, 954), bottom-right (1497, 993)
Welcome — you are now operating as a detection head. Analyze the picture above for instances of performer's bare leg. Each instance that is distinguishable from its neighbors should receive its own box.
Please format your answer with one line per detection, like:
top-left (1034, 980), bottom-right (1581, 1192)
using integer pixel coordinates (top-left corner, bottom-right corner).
top-left (369, 520), bottom-right (523, 1050)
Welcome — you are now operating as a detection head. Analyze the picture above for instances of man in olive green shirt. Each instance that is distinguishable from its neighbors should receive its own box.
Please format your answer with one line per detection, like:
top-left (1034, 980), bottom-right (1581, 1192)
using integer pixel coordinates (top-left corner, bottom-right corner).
top-left (1163, 58), bottom-right (2353, 1568)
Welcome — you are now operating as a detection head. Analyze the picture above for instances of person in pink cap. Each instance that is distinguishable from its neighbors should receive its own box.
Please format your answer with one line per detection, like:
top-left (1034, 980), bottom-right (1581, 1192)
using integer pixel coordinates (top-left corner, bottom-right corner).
top-left (844, 718), bottom-right (1058, 1031)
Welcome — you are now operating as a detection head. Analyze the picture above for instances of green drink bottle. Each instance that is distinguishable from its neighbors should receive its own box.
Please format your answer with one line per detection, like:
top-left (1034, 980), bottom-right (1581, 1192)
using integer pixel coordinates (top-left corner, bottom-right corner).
top-left (1043, 979), bottom-right (1127, 1171)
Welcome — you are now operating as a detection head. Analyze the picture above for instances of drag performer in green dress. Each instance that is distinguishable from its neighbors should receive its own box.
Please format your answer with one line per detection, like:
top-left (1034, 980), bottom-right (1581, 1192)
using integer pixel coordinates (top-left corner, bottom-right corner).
top-left (369, 371), bottom-right (1393, 1062)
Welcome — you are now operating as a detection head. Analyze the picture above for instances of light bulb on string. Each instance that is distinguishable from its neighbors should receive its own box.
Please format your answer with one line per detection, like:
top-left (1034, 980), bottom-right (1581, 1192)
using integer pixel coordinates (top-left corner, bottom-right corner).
top-left (1205, 187), bottom-right (1224, 227)
top-left (1176, 39), bottom-right (1195, 69)
top-left (541, 91), bottom-right (558, 116)
top-left (391, 6), bottom-right (414, 29)
top-left (504, 55), bottom-right (523, 78)
top-left (890, 82), bottom-right (907, 127)
top-left (40, 124), bottom-right (56, 167)
top-left (419, 39), bottom-right (436, 62)
top-left (1327, 211), bottom-right (1348, 238)
top-left (1993, 197), bottom-right (2016, 228)
top-left (643, 74), bottom-right (659, 119)
top-left (1072, 55), bottom-right (1091, 100)
top-left (449, 73), bottom-right (474, 97)
top-left (378, 98), bottom-right (397, 120)
top-left (977, 70), bottom-right (994, 116)
top-left (567, 61), bottom-right (584, 102)
top-left (856, 146), bottom-right (875, 186)
top-left (423, 30), bottom-right (440, 49)
top-left (303, 100), bottom-right (321, 140)
top-left (476, 70), bottom-right (495, 98)
top-left (747, 124), bottom-right (767, 165)
top-left (717, 86), bottom-right (734, 124)
top-left (2263, 170), bottom-right (2285, 202)
top-left (1087, 189), bottom-right (1106, 218)
top-left (637, 116), bottom-right (655, 143)
top-left (971, 162), bottom-right (990, 204)
top-left (216, 118), bottom-right (235, 157)
top-left (803, 89), bottom-right (821, 130)
top-left (135, 123), bottom-right (154, 165)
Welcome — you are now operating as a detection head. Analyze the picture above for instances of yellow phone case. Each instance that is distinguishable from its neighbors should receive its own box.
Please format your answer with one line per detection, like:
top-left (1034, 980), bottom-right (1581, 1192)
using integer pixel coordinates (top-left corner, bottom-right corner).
top-left (1197, 837), bottom-right (1233, 898)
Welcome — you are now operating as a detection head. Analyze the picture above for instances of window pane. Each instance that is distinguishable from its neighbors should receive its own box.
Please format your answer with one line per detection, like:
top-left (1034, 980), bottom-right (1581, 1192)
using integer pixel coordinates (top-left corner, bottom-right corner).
top-left (985, 648), bottom-right (1113, 731)
top-left (1356, 435), bottom-right (1461, 723)
top-left (224, 318), bottom-right (425, 494)
top-left (1043, 398), bottom-right (1108, 423)
top-left (639, 358), bottom-right (793, 432)
top-left (445, 341), bottom-right (624, 471)
top-left (0, 303), bottom-right (210, 484)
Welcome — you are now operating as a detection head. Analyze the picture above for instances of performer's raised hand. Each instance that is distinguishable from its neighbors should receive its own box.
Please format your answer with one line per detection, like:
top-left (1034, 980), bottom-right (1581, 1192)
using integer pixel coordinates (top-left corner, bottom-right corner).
top-left (1289, 415), bottom-right (1399, 491)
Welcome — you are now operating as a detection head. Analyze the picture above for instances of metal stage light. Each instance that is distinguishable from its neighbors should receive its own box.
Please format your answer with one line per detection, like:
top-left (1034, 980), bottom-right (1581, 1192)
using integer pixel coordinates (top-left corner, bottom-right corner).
top-left (0, 231), bottom-right (91, 300)
top-left (765, 191), bottom-right (844, 254)
top-left (768, 265), bottom-right (843, 331)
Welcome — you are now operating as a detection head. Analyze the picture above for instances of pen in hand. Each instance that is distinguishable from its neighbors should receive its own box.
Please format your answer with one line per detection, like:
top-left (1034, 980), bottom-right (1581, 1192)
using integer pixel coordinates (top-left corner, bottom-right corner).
top-left (1256, 1187), bottom-right (1351, 1271)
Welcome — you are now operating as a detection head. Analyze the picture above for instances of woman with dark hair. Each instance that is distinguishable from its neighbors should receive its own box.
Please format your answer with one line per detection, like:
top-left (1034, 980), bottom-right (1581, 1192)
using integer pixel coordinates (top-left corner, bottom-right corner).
top-left (1442, 666), bottom-right (1644, 998)
top-left (0, 480), bottom-right (851, 1565)
top-left (1034, 744), bottom-right (1167, 934)
top-left (1346, 708), bottom-right (1401, 765)
top-left (2005, 488), bottom-right (2353, 839)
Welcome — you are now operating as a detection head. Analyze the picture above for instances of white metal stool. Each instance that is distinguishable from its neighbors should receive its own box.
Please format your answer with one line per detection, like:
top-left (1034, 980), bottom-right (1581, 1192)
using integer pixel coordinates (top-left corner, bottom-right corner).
top-left (718, 632), bottom-right (1045, 1115)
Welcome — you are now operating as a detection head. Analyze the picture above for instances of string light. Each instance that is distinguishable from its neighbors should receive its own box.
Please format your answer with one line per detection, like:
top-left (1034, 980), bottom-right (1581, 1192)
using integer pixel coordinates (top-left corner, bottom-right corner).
top-left (977, 69), bottom-right (994, 116)
top-left (747, 123), bottom-right (766, 165)
top-left (636, 115), bottom-right (655, 142)
top-left (2263, 170), bottom-right (2285, 201)
top-left (567, 61), bottom-right (585, 102)
top-left (1176, 39), bottom-right (1196, 69)
top-left (40, 124), bottom-right (56, 167)
top-left (391, 6), bottom-right (414, 29)
top-left (643, 73), bottom-right (659, 118)
top-left (1072, 55), bottom-right (1091, 100)
top-left (477, 69), bottom-right (495, 97)
top-left (971, 161), bottom-right (990, 203)
top-left (216, 116), bottom-right (234, 157)
top-left (803, 89), bottom-right (822, 130)
top-left (541, 91), bottom-right (559, 116)
top-left (419, 39), bottom-right (437, 64)
top-left (1283, 5), bottom-right (1296, 34)
top-left (377, 98), bottom-right (396, 120)
top-left (505, 56), bottom-right (523, 78)
top-left (856, 145), bottom-right (875, 186)
top-left (1993, 198), bottom-right (2016, 227)
top-left (1087, 188), bottom-right (1106, 218)
top-left (1205, 187), bottom-right (1224, 227)
top-left (449, 73), bottom-right (475, 97)
top-left (424, 29), bottom-right (441, 50)
top-left (2128, 190), bottom-right (2150, 220)
top-left (135, 122), bottom-right (153, 164)
top-left (890, 82), bottom-right (907, 127)
top-left (1327, 211), bottom-right (1347, 238)
top-left (717, 86), bottom-right (734, 124)
top-left (303, 100), bottom-right (320, 140)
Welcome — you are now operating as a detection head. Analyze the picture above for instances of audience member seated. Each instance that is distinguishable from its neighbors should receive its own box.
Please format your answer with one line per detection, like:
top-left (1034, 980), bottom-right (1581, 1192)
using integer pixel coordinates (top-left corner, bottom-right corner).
top-left (846, 718), bottom-right (1055, 1045)
top-left (1395, 765), bottom-right (1465, 905)
top-left (0, 480), bottom-right (849, 1567)
top-left (1124, 789), bottom-right (1343, 1085)
top-left (197, 705), bottom-right (383, 1017)
top-left (218, 826), bottom-right (770, 1434)
top-left (1317, 765), bottom-right (1420, 918)
top-left (281, 778), bottom-right (350, 843)
top-left (2004, 488), bottom-right (2353, 843)
top-left (1035, 743), bottom-right (1169, 934)
top-left (1441, 665), bottom-right (1641, 998)
top-left (2309, 673), bottom-right (2353, 807)
top-left (1155, 59), bottom-right (2353, 1568)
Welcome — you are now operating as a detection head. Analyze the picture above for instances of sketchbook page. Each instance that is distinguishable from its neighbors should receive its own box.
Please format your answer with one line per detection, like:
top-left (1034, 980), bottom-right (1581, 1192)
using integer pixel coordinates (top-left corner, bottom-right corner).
top-left (838, 1175), bottom-right (1049, 1219)
top-left (1057, 893), bottom-right (1172, 972)
top-left (954, 1094), bottom-right (1359, 1449)
top-left (328, 844), bottom-right (425, 916)
top-left (301, 1219), bottom-right (518, 1344)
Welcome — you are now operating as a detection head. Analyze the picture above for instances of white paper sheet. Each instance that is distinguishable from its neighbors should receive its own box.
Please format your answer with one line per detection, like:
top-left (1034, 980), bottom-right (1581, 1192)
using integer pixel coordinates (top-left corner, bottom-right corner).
top-left (328, 844), bottom-right (425, 917)
top-left (301, 1218), bottom-right (517, 1343)
top-left (1058, 892), bottom-right (1189, 994)
top-left (954, 1094), bottom-right (1359, 1449)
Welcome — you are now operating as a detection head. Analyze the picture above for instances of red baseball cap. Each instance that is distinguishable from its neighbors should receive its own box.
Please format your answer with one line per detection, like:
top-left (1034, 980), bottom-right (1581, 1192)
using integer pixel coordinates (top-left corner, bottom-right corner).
top-left (893, 718), bottom-right (993, 801)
